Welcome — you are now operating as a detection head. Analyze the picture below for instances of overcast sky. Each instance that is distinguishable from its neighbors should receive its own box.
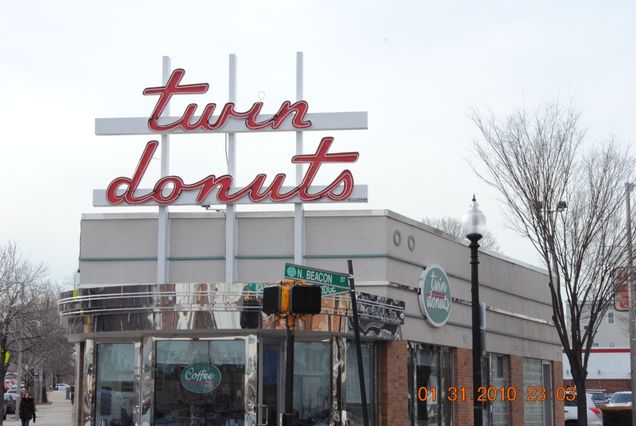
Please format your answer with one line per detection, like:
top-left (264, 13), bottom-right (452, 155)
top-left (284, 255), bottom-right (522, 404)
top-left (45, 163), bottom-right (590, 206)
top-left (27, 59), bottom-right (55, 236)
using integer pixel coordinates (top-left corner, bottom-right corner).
top-left (2, 1), bottom-right (634, 284)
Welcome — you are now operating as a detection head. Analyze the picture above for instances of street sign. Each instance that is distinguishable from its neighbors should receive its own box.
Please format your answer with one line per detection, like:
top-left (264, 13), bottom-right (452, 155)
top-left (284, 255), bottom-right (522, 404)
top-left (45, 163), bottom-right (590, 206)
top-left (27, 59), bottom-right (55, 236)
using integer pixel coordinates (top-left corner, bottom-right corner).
top-left (284, 263), bottom-right (350, 295)
top-left (245, 282), bottom-right (267, 293)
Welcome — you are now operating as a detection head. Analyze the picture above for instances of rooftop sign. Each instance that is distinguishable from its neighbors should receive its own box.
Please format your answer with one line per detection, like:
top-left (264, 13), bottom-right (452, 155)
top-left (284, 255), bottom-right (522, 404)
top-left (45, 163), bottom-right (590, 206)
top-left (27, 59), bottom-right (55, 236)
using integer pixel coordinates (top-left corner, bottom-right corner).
top-left (94, 67), bottom-right (368, 207)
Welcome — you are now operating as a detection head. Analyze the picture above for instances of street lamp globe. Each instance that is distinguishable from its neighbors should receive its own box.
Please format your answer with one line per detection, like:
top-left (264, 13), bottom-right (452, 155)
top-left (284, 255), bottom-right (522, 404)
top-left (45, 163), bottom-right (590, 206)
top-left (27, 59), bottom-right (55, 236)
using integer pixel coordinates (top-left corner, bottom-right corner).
top-left (463, 195), bottom-right (487, 239)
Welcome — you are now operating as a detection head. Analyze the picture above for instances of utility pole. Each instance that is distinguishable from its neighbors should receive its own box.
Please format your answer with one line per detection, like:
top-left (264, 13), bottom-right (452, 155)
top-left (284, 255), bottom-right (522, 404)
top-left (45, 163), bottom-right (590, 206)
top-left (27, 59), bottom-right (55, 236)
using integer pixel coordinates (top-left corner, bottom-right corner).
top-left (14, 349), bottom-right (22, 421)
top-left (283, 314), bottom-right (295, 426)
top-left (626, 182), bottom-right (636, 426)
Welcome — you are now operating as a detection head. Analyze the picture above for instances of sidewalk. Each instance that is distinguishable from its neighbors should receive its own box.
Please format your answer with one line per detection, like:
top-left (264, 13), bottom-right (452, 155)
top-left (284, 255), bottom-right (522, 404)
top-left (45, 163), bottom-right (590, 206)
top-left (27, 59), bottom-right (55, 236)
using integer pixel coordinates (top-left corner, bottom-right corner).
top-left (5, 389), bottom-right (72, 426)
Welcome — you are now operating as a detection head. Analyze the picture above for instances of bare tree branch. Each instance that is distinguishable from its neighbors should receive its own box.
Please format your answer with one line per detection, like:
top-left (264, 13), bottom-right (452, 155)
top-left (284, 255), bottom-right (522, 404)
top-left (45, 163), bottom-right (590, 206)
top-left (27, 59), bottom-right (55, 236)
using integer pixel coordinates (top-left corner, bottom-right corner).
top-left (471, 103), bottom-right (634, 422)
top-left (422, 216), bottom-right (502, 252)
top-left (0, 242), bottom-right (69, 423)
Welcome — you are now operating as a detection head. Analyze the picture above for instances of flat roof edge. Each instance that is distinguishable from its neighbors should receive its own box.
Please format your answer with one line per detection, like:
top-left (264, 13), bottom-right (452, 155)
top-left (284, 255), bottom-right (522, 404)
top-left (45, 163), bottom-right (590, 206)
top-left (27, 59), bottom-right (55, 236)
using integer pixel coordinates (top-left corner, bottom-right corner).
top-left (81, 209), bottom-right (547, 274)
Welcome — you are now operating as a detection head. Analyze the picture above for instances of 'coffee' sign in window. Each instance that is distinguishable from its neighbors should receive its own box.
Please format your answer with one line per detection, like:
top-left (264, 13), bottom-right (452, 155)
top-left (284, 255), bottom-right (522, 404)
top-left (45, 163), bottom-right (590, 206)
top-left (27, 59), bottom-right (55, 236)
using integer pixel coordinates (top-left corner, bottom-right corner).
top-left (180, 363), bottom-right (222, 394)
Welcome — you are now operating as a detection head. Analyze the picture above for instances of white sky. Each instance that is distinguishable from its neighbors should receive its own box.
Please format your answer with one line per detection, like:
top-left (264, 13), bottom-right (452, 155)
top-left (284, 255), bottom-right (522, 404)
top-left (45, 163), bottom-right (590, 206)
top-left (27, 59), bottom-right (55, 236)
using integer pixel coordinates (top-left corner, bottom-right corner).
top-left (1, 1), bottom-right (635, 284)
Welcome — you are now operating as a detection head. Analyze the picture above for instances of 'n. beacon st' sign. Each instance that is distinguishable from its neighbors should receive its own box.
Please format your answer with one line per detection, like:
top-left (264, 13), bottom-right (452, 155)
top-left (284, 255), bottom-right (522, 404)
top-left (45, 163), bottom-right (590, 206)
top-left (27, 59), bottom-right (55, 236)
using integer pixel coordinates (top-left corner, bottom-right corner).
top-left (94, 67), bottom-right (368, 207)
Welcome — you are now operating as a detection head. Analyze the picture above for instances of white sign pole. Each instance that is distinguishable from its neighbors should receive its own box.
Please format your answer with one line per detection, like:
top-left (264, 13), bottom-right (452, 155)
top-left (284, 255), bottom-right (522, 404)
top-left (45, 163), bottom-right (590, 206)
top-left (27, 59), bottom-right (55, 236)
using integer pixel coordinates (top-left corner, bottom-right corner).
top-left (157, 56), bottom-right (171, 284)
top-left (294, 52), bottom-right (304, 266)
top-left (225, 54), bottom-right (238, 285)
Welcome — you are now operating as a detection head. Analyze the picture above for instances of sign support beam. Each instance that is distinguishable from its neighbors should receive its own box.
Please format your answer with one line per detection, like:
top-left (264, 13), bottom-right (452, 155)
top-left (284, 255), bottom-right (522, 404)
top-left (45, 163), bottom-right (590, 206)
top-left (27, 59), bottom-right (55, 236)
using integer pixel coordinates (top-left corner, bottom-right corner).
top-left (225, 54), bottom-right (238, 286)
top-left (157, 56), bottom-right (171, 284)
top-left (294, 51), bottom-right (304, 266)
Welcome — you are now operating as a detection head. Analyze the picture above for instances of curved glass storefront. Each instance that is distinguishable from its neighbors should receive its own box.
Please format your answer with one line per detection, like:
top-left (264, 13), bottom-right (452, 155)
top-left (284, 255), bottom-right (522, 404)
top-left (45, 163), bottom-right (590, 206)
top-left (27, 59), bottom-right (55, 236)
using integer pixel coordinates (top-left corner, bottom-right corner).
top-left (60, 284), bottom-right (404, 426)
top-left (95, 343), bottom-right (135, 426)
top-left (154, 340), bottom-right (246, 425)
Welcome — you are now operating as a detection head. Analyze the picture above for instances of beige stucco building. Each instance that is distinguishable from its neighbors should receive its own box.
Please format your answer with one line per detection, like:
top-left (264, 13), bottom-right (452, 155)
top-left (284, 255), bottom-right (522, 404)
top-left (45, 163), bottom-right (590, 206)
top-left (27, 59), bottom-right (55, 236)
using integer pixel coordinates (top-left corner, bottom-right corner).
top-left (60, 209), bottom-right (563, 426)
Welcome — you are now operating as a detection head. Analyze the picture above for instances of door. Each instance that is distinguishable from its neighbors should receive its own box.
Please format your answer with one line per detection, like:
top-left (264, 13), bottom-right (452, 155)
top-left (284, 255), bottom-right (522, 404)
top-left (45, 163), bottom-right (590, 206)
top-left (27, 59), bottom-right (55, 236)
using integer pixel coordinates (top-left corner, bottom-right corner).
top-left (259, 341), bottom-right (283, 425)
top-left (542, 363), bottom-right (553, 426)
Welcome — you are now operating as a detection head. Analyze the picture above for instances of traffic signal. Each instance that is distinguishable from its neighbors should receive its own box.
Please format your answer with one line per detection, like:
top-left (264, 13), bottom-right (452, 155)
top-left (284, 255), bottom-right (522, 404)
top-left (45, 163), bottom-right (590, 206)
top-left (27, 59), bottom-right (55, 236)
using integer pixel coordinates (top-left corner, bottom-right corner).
top-left (262, 282), bottom-right (321, 315)
top-left (262, 285), bottom-right (291, 315)
top-left (291, 285), bottom-right (322, 314)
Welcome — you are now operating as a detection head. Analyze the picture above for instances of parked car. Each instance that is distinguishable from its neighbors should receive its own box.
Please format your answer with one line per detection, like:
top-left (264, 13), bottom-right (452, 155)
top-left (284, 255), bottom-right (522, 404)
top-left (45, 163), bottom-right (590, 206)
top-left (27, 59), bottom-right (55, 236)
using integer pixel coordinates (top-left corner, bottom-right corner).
top-left (589, 391), bottom-right (607, 407)
top-left (3, 393), bottom-right (16, 414)
top-left (564, 392), bottom-right (603, 425)
top-left (56, 383), bottom-right (69, 391)
top-left (606, 391), bottom-right (632, 407)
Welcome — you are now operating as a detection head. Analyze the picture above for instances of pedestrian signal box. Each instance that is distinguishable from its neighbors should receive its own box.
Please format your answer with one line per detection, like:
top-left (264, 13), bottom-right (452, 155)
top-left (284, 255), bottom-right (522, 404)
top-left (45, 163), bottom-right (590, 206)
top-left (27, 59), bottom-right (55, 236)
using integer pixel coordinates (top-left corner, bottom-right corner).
top-left (291, 285), bottom-right (322, 314)
top-left (262, 283), bottom-right (321, 315)
top-left (262, 285), bottom-right (291, 314)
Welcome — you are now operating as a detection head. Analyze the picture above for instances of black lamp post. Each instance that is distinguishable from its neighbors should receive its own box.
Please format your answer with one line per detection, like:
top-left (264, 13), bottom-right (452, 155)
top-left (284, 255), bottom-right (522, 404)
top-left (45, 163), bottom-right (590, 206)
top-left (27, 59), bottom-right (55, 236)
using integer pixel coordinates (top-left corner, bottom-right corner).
top-left (463, 195), bottom-right (487, 426)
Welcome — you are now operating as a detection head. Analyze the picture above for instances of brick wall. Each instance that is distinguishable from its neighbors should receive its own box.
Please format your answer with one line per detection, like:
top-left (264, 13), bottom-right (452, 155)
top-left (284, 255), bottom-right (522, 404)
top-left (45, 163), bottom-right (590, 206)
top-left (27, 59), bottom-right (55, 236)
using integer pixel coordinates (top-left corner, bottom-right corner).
top-left (564, 378), bottom-right (630, 393)
top-left (552, 361), bottom-right (564, 426)
top-left (452, 348), bottom-right (474, 424)
top-left (377, 341), bottom-right (409, 426)
top-left (509, 355), bottom-right (524, 426)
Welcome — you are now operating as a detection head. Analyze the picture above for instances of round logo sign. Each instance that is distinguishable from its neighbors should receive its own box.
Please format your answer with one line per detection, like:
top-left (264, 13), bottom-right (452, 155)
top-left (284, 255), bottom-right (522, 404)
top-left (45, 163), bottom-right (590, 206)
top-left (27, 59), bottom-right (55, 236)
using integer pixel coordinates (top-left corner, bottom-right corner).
top-left (286, 265), bottom-right (298, 278)
top-left (418, 265), bottom-right (452, 327)
top-left (180, 363), bottom-right (222, 393)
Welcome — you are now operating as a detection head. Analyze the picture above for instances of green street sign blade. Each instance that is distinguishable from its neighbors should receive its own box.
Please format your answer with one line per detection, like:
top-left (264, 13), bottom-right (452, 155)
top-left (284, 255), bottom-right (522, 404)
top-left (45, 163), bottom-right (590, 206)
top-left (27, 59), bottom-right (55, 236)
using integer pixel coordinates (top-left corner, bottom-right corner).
top-left (284, 263), bottom-right (350, 295)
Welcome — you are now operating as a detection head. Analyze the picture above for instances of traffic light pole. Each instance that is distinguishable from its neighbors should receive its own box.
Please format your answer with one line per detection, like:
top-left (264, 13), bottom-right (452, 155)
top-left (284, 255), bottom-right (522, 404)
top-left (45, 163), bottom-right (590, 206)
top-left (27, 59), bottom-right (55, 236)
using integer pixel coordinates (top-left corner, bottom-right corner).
top-left (348, 260), bottom-right (369, 426)
top-left (283, 314), bottom-right (295, 426)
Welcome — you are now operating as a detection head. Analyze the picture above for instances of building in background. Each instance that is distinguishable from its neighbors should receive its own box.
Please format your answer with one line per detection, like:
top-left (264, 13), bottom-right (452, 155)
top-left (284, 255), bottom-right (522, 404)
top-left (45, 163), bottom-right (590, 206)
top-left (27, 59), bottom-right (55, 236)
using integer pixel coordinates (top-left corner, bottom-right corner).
top-left (563, 308), bottom-right (630, 393)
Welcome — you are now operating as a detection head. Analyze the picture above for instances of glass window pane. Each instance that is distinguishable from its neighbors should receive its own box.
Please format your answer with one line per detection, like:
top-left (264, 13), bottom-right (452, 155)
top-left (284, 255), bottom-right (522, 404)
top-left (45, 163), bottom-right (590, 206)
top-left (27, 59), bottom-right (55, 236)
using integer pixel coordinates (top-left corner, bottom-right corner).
top-left (439, 347), bottom-right (452, 426)
top-left (414, 346), bottom-right (440, 425)
top-left (523, 358), bottom-right (544, 426)
top-left (95, 343), bottom-right (135, 426)
top-left (293, 342), bottom-right (331, 425)
top-left (489, 354), bottom-right (509, 426)
top-left (155, 340), bottom-right (245, 426)
top-left (346, 342), bottom-right (375, 426)
top-left (408, 344), bottom-right (452, 426)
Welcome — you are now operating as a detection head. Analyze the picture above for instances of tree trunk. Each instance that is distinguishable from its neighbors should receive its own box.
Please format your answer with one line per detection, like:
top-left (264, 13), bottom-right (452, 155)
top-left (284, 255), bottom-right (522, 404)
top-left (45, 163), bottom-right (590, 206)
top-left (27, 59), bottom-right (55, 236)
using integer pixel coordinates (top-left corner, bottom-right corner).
top-left (574, 375), bottom-right (588, 426)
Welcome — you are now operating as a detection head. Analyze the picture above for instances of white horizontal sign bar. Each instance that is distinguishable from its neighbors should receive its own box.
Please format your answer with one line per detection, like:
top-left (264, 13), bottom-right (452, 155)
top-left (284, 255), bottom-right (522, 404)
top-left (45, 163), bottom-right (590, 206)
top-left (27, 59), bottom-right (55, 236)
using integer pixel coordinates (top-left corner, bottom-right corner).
top-left (93, 185), bottom-right (368, 206)
top-left (95, 112), bottom-right (368, 136)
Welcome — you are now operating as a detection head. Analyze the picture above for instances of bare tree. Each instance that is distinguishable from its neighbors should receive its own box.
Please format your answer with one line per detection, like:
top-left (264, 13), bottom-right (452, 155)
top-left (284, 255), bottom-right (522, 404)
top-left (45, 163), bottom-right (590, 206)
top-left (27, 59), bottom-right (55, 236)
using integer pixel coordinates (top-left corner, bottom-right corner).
top-left (22, 285), bottom-right (74, 403)
top-left (0, 242), bottom-right (50, 425)
top-left (471, 104), bottom-right (634, 424)
top-left (422, 216), bottom-right (501, 252)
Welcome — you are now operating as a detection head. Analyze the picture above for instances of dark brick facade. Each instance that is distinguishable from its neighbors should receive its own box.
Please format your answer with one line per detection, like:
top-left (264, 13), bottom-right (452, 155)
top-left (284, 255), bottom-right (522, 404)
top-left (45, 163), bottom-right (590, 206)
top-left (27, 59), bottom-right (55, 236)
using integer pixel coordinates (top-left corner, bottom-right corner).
top-left (377, 341), bottom-right (409, 426)
top-left (377, 345), bottom-right (564, 426)
top-left (508, 355), bottom-right (524, 425)
top-left (564, 378), bottom-right (630, 393)
top-left (552, 360), bottom-right (565, 426)
top-left (452, 348), bottom-right (474, 424)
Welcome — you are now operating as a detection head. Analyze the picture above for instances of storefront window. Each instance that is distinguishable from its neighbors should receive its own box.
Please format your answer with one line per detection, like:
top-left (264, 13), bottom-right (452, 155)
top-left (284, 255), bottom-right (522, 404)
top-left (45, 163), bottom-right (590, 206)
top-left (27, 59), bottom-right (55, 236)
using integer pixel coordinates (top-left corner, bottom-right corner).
top-left (155, 339), bottom-right (245, 426)
top-left (95, 343), bottom-right (135, 426)
top-left (346, 342), bottom-right (375, 426)
top-left (408, 343), bottom-right (452, 426)
top-left (293, 341), bottom-right (331, 425)
top-left (523, 357), bottom-right (544, 426)
top-left (488, 354), bottom-right (509, 426)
